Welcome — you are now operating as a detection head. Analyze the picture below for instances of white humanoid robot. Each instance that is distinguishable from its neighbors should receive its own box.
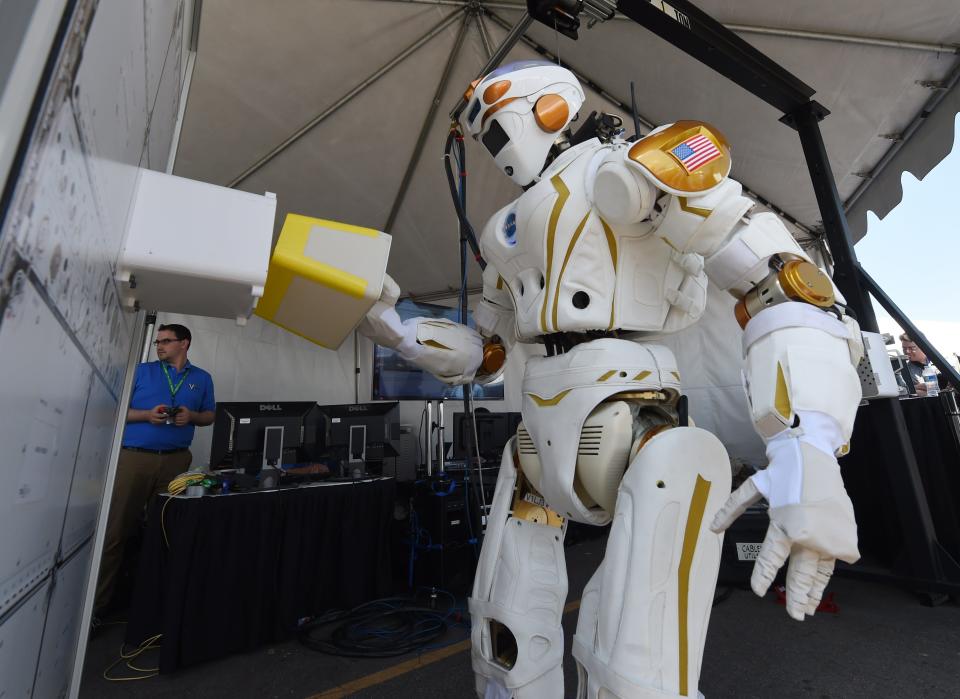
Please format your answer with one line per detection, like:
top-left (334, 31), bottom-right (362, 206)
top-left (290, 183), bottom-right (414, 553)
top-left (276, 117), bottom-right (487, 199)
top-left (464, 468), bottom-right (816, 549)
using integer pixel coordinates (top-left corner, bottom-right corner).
top-left (360, 60), bottom-right (865, 699)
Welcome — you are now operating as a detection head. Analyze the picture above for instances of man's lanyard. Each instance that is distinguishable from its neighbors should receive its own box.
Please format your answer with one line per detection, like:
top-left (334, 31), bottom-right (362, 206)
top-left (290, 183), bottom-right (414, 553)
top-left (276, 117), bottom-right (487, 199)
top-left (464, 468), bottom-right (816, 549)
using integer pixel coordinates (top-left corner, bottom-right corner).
top-left (161, 362), bottom-right (190, 404)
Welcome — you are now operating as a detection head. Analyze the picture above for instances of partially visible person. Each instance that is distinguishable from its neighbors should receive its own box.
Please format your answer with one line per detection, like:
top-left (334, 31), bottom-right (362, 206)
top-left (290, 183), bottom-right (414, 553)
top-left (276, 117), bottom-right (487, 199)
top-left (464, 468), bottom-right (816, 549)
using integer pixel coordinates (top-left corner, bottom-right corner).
top-left (900, 333), bottom-right (929, 393)
top-left (94, 323), bottom-right (215, 617)
top-left (899, 332), bottom-right (952, 397)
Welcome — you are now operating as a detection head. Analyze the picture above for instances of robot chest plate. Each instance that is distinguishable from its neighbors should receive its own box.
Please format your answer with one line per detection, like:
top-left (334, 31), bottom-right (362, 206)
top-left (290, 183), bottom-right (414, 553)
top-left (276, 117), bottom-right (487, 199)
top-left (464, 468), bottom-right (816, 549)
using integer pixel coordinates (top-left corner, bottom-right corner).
top-left (480, 154), bottom-right (684, 339)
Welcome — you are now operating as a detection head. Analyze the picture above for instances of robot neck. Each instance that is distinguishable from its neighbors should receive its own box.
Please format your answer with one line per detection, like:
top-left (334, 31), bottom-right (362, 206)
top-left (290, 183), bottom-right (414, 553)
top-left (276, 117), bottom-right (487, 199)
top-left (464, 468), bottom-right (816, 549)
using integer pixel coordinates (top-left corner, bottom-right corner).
top-left (537, 138), bottom-right (601, 183)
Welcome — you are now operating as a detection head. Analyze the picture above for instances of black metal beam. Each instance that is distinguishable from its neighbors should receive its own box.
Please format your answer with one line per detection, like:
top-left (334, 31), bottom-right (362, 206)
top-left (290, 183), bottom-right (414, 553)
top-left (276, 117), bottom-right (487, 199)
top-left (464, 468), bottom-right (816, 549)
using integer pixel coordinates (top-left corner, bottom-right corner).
top-left (612, 0), bottom-right (816, 116)
top-left (787, 102), bottom-right (875, 328)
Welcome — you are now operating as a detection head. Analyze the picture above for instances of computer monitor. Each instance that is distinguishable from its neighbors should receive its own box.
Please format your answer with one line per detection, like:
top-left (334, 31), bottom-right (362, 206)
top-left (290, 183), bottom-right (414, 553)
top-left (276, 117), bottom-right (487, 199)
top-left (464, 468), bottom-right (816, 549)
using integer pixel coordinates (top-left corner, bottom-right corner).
top-left (315, 402), bottom-right (401, 472)
top-left (209, 402), bottom-right (326, 473)
top-left (453, 411), bottom-right (521, 460)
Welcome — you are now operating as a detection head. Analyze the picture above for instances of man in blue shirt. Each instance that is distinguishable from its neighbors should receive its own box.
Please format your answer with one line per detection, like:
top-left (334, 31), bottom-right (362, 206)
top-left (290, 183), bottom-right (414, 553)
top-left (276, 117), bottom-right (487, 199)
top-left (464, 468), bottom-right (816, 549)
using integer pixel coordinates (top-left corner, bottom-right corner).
top-left (94, 323), bottom-right (215, 615)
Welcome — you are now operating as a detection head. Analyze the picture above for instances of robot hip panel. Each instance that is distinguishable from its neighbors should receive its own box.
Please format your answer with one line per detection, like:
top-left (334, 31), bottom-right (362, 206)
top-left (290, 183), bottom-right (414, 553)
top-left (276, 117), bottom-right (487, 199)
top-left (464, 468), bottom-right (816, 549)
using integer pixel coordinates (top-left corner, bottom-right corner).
top-left (572, 426), bottom-right (731, 699)
top-left (520, 338), bottom-right (681, 525)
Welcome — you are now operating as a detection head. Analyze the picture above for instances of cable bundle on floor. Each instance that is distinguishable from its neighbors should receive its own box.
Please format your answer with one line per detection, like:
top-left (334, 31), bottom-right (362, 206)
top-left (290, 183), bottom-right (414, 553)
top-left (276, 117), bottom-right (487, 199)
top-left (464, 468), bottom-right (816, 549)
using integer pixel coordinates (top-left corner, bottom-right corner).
top-left (102, 632), bottom-right (162, 681)
top-left (298, 594), bottom-right (460, 658)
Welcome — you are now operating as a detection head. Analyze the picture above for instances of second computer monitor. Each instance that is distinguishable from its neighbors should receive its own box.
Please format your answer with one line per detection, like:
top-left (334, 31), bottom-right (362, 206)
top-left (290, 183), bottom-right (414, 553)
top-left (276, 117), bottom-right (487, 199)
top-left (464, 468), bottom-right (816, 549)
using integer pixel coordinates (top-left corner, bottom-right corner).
top-left (453, 411), bottom-right (521, 460)
top-left (315, 402), bottom-right (401, 465)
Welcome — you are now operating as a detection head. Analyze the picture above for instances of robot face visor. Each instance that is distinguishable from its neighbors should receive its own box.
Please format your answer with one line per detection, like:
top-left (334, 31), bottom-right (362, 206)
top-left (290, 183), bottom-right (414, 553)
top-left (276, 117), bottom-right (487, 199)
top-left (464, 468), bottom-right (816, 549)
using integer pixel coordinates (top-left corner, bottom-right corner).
top-left (482, 120), bottom-right (510, 157)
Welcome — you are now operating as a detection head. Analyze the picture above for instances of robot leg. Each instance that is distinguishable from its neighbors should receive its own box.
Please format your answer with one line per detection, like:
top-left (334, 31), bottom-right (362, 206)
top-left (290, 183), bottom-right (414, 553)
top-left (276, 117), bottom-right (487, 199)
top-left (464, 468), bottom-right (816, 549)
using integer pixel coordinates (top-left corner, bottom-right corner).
top-left (573, 427), bottom-right (731, 699)
top-left (469, 438), bottom-right (568, 699)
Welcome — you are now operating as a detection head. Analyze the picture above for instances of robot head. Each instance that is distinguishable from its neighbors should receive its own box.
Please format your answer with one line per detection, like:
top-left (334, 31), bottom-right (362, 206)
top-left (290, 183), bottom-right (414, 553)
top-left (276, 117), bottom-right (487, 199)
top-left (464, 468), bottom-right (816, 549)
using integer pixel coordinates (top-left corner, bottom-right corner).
top-left (462, 60), bottom-right (585, 186)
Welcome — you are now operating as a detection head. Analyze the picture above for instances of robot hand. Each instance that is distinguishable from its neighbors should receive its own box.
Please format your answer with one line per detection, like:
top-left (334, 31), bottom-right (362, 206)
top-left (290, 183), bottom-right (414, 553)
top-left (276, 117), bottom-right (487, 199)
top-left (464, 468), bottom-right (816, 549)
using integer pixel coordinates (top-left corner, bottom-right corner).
top-left (358, 275), bottom-right (482, 384)
top-left (405, 317), bottom-right (483, 384)
top-left (710, 416), bottom-right (859, 621)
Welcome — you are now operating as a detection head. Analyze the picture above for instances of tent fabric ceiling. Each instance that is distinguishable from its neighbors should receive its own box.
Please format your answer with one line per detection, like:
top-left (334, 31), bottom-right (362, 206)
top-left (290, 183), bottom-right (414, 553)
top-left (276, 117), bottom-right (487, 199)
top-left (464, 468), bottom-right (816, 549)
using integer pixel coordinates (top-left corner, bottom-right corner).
top-left (174, 0), bottom-right (960, 297)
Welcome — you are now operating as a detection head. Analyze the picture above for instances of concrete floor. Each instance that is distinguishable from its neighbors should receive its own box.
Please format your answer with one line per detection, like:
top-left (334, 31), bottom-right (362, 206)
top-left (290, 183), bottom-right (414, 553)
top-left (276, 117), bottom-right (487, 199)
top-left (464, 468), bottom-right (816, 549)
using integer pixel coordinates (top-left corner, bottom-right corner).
top-left (79, 535), bottom-right (960, 698)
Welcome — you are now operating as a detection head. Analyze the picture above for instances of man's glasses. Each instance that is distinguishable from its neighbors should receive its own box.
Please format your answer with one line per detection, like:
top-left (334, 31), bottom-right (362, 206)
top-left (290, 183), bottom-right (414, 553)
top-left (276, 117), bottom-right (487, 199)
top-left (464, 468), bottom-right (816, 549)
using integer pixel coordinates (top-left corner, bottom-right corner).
top-left (902, 345), bottom-right (921, 353)
top-left (153, 338), bottom-right (182, 346)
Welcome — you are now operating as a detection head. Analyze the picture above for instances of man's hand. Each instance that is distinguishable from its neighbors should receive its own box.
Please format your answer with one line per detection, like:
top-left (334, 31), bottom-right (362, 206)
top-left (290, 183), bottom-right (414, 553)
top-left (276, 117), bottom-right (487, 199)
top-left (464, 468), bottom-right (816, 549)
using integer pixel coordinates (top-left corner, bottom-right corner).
top-left (915, 381), bottom-right (928, 397)
top-left (173, 407), bottom-right (192, 427)
top-left (710, 434), bottom-right (859, 621)
top-left (148, 405), bottom-right (168, 425)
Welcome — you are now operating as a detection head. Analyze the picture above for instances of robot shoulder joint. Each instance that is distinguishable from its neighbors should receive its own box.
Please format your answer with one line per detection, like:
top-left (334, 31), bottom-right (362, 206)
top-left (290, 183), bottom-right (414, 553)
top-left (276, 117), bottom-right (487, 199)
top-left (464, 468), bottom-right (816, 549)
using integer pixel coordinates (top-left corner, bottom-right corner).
top-left (626, 120), bottom-right (731, 197)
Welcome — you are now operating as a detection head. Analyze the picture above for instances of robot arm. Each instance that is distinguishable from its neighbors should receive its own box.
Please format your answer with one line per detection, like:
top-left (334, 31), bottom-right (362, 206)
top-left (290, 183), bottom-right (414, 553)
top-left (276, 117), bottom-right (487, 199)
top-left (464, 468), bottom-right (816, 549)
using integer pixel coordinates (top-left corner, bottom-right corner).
top-left (358, 274), bottom-right (483, 385)
top-left (697, 186), bottom-right (864, 621)
top-left (470, 263), bottom-right (517, 383)
top-left (599, 120), bottom-right (863, 619)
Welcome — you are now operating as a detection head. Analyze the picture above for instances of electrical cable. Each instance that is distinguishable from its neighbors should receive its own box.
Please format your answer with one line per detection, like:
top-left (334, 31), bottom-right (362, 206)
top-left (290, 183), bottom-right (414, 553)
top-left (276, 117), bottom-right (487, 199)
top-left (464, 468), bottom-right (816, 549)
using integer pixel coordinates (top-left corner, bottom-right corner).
top-left (450, 127), bottom-right (489, 553)
top-left (161, 471), bottom-right (207, 547)
top-left (444, 127), bottom-right (485, 270)
top-left (298, 596), bottom-right (451, 658)
top-left (469, 392), bottom-right (489, 517)
top-left (102, 633), bottom-right (162, 681)
top-left (417, 403), bottom-right (427, 470)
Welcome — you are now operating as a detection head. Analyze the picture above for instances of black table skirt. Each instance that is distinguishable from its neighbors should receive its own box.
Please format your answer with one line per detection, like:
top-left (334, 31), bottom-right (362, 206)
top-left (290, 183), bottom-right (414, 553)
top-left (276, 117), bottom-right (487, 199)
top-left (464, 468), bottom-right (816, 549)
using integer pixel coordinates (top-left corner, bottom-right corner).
top-left (841, 396), bottom-right (960, 568)
top-left (125, 477), bottom-right (395, 672)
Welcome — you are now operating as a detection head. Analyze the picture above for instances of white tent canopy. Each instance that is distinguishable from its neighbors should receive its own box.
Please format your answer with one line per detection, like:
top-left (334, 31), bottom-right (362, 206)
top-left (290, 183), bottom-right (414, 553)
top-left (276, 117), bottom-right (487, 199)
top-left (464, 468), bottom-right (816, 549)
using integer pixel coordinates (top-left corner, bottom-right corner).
top-left (174, 0), bottom-right (960, 297)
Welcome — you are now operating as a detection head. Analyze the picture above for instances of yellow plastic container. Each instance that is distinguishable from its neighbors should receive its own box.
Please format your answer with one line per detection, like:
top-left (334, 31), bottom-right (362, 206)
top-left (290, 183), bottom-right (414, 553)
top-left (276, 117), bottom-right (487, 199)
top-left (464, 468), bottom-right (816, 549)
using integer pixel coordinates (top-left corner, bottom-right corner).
top-left (256, 214), bottom-right (391, 348)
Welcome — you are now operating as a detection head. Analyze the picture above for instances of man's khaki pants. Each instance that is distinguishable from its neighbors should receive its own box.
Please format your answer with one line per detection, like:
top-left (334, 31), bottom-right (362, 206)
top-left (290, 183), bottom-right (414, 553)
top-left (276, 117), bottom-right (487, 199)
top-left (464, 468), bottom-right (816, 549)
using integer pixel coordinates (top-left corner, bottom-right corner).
top-left (94, 447), bottom-right (192, 613)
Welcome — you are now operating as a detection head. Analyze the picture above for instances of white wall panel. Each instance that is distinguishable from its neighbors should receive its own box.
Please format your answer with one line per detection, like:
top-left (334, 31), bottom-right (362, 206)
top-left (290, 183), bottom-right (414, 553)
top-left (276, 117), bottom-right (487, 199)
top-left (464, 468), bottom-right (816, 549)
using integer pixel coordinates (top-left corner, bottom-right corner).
top-left (71, 0), bottom-right (147, 269)
top-left (33, 544), bottom-right (93, 699)
top-left (144, 0), bottom-right (185, 169)
top-left (60, 377), bottom-right (116, 559)
top-left (144, 0), bottom-right (181, 114)
top-left (0, 581), bottom-right (50, 699)
top-left (0, 0), bottom-right (191, 694)
top-left (0, 279), bottom-right (92, 617)
top-left (5, 100), bottom-right (130, 393)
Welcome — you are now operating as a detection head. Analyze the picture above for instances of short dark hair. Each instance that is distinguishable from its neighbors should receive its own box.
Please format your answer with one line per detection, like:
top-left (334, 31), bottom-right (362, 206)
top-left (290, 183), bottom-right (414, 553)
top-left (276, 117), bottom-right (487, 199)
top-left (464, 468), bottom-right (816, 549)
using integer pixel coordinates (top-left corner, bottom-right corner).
top-left (899, 333), bottom-right (913, 343)
top-left (158, 324), bottom-right (192, 347)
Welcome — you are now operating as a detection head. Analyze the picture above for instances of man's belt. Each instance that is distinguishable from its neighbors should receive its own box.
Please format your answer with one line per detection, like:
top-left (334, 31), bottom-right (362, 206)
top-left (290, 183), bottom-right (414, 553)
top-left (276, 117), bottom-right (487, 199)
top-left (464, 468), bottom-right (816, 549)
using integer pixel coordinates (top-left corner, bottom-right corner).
top-left (123, 446), bottom-right (189, 455)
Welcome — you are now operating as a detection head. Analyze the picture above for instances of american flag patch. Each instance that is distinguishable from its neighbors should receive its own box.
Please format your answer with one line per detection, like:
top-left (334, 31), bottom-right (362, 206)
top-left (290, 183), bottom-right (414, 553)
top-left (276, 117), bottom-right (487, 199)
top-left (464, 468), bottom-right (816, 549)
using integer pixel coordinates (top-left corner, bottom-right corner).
top-left (670, 134), bottom-right (721, 173)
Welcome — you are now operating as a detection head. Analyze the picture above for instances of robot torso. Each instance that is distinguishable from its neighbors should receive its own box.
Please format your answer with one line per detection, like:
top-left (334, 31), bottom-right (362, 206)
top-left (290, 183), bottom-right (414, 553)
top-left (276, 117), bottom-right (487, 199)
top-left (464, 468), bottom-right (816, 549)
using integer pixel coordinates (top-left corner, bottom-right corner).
top-left (479, 138), bottom-right (708, 342)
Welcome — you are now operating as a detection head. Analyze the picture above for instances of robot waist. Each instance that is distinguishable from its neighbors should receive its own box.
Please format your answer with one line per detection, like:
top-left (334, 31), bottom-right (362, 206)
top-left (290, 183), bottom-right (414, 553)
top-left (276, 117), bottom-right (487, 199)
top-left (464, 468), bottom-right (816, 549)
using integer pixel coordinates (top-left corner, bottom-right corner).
top-left (539, 330), bottom-right (621, 355)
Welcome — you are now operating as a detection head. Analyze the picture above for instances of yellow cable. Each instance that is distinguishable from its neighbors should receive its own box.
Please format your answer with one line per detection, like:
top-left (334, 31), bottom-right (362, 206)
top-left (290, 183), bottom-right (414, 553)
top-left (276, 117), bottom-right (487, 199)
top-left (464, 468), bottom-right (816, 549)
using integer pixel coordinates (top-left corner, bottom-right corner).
top-left (103, 635), bottom-right (163, 682)
top-left (161, 496), bottom-right (174, 548)
top-left (119, 635), bottom-right (161, 659)
top-left (161, 472), bottom-right (208, 547)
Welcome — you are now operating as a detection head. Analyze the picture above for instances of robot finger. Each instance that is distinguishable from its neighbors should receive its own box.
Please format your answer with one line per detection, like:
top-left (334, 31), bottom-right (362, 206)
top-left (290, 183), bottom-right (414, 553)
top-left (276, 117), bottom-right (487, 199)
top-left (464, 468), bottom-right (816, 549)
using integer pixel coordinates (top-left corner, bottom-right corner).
top-left (804, 556), bottom-right (836, 617)
top-left (750, 520), bottom-right (791, 598)
top-left (785, 545), bottom-right (819, 621)
top-left (709, 478), bottom-right (761, 533)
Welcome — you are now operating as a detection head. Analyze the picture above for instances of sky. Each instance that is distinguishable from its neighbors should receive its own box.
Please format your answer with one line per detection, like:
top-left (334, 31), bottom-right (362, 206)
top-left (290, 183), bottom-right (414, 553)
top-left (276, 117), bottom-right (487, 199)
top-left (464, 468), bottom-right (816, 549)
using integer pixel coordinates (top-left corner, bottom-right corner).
top-left (854, 113), bottom-right (960, 368)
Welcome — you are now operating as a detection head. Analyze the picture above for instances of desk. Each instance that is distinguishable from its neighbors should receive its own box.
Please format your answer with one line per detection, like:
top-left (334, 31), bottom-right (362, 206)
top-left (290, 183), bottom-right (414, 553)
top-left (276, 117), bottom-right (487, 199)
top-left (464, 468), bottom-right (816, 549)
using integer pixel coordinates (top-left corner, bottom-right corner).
top-left (841, 395), bottom-right (960, 569)
top-left (125, 477), bottom-right (395, 673)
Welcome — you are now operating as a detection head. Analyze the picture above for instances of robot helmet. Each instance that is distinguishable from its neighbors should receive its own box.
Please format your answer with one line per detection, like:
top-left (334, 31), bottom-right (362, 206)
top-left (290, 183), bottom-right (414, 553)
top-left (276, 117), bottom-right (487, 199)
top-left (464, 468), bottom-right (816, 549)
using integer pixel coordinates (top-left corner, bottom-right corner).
top-left (461, 60), bottom-right (585, 186)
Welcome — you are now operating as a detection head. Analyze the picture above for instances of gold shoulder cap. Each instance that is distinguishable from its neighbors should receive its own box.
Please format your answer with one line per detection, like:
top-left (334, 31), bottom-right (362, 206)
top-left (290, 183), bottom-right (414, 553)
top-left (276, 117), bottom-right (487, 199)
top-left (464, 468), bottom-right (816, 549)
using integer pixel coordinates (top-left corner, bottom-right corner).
top-left (627, 120), bottom-right (731, 194)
